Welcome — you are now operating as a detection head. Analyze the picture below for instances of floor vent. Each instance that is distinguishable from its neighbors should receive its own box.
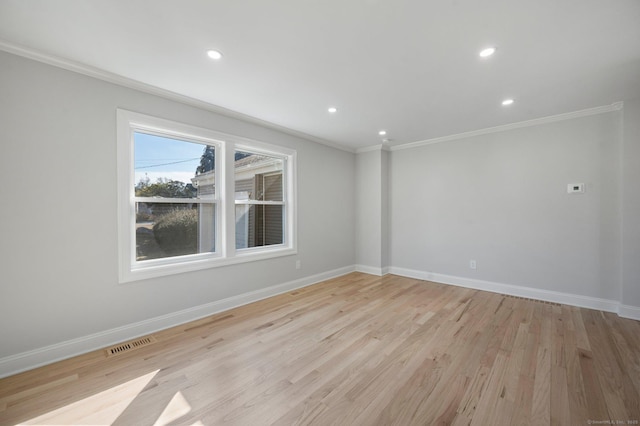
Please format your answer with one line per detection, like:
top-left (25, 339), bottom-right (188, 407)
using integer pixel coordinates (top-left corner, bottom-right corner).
top-left (106, 335), bottom-right (157, 357)
top-left (505, 295), bottom-right (560, 306)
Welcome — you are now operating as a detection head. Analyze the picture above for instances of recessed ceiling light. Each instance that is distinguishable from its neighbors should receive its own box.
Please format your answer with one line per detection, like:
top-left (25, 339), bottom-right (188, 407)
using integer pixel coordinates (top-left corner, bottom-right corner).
top-left (479, 47), bottom-right (496, 58)
top-left (328, 107), bottom-right (337, 113)
top-left (206, 50), bottom-right (223, 60)
top-left (378, 130), bottom-right (387, 136)
top-left (501, 98), bottom-right (515, 106)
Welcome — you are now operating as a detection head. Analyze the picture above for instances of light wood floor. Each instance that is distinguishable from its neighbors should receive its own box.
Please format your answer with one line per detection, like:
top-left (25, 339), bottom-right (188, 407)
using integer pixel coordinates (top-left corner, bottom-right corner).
top-left (1, 273), bottom-right (639, 425)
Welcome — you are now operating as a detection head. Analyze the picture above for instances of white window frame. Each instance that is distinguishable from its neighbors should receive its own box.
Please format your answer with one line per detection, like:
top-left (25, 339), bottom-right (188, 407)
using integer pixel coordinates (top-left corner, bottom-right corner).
top-left (117, 109), bottom-right (297, 283)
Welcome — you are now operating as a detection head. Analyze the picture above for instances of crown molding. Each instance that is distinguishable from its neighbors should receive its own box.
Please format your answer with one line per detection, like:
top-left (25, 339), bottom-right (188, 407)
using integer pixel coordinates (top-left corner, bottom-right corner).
top-left (391, 102), bottom-right (624, 152)
top-left (1, 40), bottom-right (623, 156)
top-left (356, 143), bottom-right (391, 154)
top-left (0, 40), bottom-right (356, 154)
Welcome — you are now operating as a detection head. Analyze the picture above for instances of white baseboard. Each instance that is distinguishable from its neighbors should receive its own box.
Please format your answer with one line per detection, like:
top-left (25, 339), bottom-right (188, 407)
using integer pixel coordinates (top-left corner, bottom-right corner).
top-left (388, 266), bottom-right (623, 313)
top-left (355, 264), bottom-right (390, 276)
top-left (0, 265), bottom-right (355, 379)
top-left (619, 305), bottom-right (640, 321)
top-left (3, 264), bottom-right (637, 378)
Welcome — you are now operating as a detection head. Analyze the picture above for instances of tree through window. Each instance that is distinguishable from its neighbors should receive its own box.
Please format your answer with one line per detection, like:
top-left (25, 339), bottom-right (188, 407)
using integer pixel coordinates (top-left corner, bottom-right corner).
top-left (134, 134), bottom-right (216, 261)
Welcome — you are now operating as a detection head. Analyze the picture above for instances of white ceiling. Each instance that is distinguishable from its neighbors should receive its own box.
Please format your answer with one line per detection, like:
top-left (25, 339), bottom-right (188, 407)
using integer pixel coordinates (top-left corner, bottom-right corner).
top-left (1, 0), bottom-right (639, 151)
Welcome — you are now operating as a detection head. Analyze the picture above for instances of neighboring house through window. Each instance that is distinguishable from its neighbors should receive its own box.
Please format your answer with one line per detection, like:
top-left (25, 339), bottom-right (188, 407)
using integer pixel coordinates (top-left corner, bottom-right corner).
top-left (232, 151), bottom-right (284, 249)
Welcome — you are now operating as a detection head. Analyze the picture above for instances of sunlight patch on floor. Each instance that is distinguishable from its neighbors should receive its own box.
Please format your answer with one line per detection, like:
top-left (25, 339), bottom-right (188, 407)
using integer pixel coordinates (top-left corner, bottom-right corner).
top-left (153, 391), bottom-right (192, 426)
top-left (22, 369), bottom-right (160, 425)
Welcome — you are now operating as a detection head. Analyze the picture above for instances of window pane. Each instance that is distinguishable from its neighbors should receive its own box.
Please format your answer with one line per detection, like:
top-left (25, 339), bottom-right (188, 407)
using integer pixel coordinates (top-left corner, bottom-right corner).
top-left (234, 150), bottom-right (283, 201)
top-left (136, 203), bottom-right (215, 261)
top-left (235, 204), bottom-right (283, 249)
top-left (134, 132), bottom-right (215, 198)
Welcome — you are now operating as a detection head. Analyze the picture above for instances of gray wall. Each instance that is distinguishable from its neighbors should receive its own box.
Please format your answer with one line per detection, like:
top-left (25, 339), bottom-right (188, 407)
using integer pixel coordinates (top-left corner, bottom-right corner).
top-left (0, 51), bottom-right (356, 359)
top-left (622, 99), bottom-right (640, 308)
top-left (355, 150), bottom-right (382, 268)
top-left (380, 149), bottom-right (390, 271)
top-left (389, 112), bottom-right (623, 300)
top-left (355, 149), bottom-right (389, 272)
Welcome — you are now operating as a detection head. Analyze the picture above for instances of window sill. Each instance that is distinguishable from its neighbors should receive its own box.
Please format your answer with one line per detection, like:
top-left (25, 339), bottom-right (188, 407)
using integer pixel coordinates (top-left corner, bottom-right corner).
top-left (120, 246), bottom-right (297, 283)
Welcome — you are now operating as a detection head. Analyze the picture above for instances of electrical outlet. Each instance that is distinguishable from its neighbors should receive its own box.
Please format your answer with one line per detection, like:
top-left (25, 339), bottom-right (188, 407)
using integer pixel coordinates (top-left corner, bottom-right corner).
top-left (470, 260), bottom-right (477, 270)
top-left (567, 183), bottom-right (585, 194)
top-left (295, 260), bottom-right (301, 270)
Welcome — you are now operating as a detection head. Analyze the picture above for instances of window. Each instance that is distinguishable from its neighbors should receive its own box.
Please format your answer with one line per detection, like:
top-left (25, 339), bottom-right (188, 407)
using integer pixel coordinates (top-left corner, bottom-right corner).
top-left (134, 134), bottom-right (218, 261)
top-left (234, 150), bottom-right (284, 249)
top-left (117, 110), bottom-right (297, 282)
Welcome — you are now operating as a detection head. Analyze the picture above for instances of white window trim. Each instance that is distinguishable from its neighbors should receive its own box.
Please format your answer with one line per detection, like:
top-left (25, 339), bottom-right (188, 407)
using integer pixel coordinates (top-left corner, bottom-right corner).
top-left (117, 109), bottom-right (297, 283)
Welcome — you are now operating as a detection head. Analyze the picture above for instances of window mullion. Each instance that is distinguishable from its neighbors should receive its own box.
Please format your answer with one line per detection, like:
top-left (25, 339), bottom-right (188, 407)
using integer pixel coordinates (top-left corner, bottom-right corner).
top-left (234, 200), bottom-right (285, 205)
top-left (133, 197), bottom-right (212, 204)
top-left (222, 141), bottom-right (236, 258)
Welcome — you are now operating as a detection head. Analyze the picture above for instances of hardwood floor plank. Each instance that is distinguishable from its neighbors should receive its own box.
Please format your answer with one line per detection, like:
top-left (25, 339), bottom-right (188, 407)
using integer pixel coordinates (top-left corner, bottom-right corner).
top-left (1, 272), bottom-right (639, 425)
top-left (583, 310), bottom-right (637, 421)
top-left (563, 307), bottom-right (589, 426)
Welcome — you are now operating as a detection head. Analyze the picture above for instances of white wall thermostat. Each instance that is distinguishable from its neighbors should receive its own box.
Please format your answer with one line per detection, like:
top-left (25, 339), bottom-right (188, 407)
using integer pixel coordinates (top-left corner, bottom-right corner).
top-left (567, 183), bottom-right (585, 194)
